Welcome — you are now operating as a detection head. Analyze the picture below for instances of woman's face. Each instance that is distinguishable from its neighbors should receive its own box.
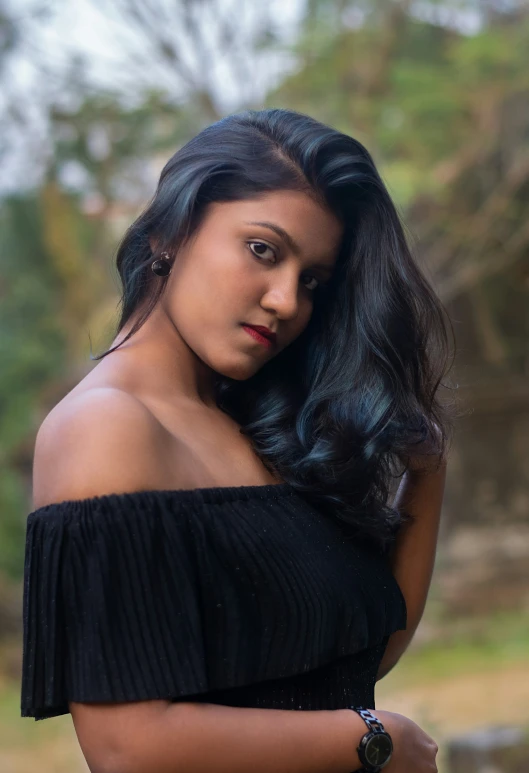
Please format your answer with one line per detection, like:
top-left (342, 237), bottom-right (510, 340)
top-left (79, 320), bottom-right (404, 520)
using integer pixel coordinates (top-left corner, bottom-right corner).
top-left (161, 189), bottom-right (343, 380)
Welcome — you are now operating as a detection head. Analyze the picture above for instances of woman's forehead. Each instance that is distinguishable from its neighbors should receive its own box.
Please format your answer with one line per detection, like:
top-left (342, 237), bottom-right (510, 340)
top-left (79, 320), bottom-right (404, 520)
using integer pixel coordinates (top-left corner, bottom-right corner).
top-left (205, 192), bottom-right (344, 252)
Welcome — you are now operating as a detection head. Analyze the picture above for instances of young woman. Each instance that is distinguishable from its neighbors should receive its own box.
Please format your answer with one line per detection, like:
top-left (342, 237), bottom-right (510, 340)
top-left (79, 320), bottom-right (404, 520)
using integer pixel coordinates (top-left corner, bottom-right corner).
top-left (21, 108), bottom-right (453, 773)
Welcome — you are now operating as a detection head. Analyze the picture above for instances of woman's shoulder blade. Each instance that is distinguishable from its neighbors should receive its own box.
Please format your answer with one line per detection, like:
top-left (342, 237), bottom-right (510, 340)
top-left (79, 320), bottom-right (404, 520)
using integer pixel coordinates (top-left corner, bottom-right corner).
top-left (31, 386), bottom-right (181, 511)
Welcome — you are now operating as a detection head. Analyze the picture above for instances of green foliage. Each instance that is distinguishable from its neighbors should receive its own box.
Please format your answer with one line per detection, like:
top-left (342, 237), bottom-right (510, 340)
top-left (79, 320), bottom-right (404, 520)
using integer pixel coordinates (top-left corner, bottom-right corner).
top-left (0, 469), bottom-right (27, 580)
top-left (450, 18), bottom-right (529, 87)
top-left (0, 195), bottom-right (66, 445)
top-left (50, 89), bottom-right (205, 201)
top-left (267, 5), bottom-right (529, 208)
top-left (0, 194), bottom-right (67, 578)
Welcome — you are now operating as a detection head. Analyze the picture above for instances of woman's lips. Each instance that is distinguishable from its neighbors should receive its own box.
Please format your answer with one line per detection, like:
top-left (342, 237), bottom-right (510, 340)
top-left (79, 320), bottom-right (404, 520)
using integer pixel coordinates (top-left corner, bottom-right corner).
top-left (241, 324), bottom-right (275, 350)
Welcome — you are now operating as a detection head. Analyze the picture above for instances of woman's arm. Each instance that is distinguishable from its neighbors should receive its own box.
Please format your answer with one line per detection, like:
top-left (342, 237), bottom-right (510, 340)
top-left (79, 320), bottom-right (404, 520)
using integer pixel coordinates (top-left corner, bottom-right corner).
top-left (70, 699), bottom-right (375, 773)
top-left (376, 454), bottom-right (447, 680)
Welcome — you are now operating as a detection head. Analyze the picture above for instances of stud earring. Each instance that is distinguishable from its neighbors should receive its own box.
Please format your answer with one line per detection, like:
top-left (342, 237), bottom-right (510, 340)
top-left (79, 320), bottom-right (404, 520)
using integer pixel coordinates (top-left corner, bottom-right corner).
top-left (151, 251), bottom-right (172, 277)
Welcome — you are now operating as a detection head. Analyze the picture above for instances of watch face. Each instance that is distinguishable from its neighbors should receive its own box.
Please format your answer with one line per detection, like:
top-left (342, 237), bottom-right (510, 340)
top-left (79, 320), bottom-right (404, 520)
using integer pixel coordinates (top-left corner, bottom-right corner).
top-left (365, 733), bottom-right (393, 767)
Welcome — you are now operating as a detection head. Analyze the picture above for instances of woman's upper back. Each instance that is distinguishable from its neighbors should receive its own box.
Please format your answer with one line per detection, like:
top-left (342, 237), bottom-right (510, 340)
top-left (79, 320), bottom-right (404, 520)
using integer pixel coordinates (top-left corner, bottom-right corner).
top-left (32, 381), bottom-right (281, 511)
top-left (32, 386), bottom-right (176, 510)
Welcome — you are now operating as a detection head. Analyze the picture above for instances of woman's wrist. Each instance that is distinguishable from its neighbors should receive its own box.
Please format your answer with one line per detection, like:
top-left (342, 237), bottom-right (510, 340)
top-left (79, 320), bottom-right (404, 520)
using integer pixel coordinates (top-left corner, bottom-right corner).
top-left (366, 709), bottom-right (401, 771)
top-left (333, 707), bottom-right (399, 772)
top-left (332, 708), bottom-right (369, 771)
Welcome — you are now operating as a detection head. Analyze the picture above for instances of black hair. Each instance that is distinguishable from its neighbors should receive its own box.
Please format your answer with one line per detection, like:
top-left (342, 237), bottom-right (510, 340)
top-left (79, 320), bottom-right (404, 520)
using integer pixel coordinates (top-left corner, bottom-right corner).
top-left (91, 107), bottom-right (457, 555)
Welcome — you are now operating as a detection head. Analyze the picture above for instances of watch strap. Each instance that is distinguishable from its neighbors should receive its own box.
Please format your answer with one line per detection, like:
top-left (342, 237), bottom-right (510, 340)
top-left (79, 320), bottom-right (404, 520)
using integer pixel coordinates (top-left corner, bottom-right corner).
top-left (350, 706), bottom-right (386, 733)
top-left (348, 706), bottom-right (391, 773)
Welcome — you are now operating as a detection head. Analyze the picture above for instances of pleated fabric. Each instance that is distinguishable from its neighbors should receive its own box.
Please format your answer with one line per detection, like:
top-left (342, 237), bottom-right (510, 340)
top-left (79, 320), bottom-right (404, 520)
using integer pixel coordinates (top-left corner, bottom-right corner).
top-left (21, 482), bottom-right (407, 720)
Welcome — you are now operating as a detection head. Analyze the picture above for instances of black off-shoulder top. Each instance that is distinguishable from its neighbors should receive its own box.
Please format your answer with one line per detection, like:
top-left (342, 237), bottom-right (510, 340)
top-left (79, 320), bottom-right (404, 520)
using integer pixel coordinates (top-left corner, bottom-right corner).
top-left (20, 482), bottom-right (407, 721)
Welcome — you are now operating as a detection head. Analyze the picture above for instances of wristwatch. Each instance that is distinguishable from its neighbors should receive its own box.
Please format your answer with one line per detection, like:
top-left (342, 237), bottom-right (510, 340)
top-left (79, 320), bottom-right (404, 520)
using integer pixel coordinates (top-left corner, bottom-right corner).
top-left (348, 706), bottom-right (393, 772)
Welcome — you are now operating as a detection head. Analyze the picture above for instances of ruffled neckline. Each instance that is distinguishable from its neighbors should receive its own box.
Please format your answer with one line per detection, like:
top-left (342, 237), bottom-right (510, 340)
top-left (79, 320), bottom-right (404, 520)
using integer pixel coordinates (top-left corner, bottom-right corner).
top-left (29, 481), bottom-right (294, 517)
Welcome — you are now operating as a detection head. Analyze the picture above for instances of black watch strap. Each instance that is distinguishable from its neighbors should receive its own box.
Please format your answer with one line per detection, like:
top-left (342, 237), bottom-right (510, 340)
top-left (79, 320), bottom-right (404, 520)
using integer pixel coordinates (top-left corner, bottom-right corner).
top-left (350, 706), bottom-right (386, 733)
top-left (348, 706), bottom-right (392, 773)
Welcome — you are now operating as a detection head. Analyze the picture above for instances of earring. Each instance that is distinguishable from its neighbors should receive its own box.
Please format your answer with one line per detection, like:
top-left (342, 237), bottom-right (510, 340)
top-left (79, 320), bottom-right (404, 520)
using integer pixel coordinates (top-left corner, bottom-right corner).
top-left (151, 251), bottom-right (172, 277)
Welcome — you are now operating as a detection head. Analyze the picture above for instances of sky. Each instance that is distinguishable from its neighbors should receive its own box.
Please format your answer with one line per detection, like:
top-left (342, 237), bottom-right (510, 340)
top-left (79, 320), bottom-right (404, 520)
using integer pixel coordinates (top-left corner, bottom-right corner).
top-left (35, 0), bottom-right (306, 108)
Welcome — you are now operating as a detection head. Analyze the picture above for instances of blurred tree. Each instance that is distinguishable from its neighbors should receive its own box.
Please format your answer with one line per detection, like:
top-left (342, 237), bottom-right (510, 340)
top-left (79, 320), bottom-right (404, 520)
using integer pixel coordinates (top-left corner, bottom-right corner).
top-left (0, 0), bottom-right (57, 193)
top-left (0, 193), bottom-right (65, 581)
top-left (97, 0), bottom-right (299, 119)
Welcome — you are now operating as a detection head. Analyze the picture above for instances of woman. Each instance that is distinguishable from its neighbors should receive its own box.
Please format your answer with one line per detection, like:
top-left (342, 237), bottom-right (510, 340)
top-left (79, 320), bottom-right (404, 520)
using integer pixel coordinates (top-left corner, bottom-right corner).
top-left (21, 108), bottom-right (453, 773)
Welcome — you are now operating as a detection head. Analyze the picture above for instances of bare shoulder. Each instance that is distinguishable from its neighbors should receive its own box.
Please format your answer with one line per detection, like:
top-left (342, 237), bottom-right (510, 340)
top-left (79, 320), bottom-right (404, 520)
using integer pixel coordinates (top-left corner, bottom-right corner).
top-left (32, 387), bottom-right (177, 510)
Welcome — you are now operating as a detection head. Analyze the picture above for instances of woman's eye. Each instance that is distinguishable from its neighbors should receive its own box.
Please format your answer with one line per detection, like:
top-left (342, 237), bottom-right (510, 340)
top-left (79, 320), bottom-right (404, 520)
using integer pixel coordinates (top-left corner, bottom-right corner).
top-left (248, 242), bottom-right (325, 293)
top-left (248, 241), bottom-right (276, 262)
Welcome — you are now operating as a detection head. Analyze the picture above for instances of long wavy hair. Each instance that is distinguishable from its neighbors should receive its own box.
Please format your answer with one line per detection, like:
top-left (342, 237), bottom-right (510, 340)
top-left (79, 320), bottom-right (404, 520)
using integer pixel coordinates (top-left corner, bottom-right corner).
top-left (91, 108), bottom-right (457, 555)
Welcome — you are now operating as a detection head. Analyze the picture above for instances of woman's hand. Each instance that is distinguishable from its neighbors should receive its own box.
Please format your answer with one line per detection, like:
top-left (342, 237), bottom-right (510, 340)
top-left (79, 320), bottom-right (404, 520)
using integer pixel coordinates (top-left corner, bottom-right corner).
top-left (371, 709), bottom-right (440, 772)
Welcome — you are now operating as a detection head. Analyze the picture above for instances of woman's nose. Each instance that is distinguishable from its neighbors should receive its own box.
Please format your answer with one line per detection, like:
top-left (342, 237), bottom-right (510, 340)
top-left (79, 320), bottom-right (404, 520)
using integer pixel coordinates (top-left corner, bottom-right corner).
top-left (259, 274), bottom-right (301, 321)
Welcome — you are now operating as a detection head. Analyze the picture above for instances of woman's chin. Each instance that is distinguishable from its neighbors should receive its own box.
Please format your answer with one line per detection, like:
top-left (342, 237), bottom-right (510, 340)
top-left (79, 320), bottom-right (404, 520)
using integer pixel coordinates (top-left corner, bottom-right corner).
top-left (211, 353), bottom-right (268, 381)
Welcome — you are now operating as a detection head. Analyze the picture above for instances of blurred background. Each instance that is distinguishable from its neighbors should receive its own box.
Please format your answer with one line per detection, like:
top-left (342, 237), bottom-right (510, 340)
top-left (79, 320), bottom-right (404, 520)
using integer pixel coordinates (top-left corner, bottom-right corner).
top-left (0, 1), bottom-right (528, 771)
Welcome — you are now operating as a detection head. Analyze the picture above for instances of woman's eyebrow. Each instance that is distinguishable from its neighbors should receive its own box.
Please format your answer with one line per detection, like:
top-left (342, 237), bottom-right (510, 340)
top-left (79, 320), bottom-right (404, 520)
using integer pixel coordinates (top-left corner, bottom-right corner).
top-left (244, 220), bottom-right (301, 255)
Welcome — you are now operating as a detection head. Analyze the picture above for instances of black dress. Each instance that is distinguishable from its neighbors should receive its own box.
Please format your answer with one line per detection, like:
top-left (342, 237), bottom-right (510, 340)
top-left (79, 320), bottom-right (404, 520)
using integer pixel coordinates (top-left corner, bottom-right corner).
top-left (20, 482), bottom-right (407, 721)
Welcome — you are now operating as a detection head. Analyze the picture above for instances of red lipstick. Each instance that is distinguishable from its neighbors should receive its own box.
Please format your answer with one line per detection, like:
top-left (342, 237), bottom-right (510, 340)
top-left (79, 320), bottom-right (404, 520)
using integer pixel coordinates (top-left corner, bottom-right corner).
top-left (241, 324), bottom-right (277, 349)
